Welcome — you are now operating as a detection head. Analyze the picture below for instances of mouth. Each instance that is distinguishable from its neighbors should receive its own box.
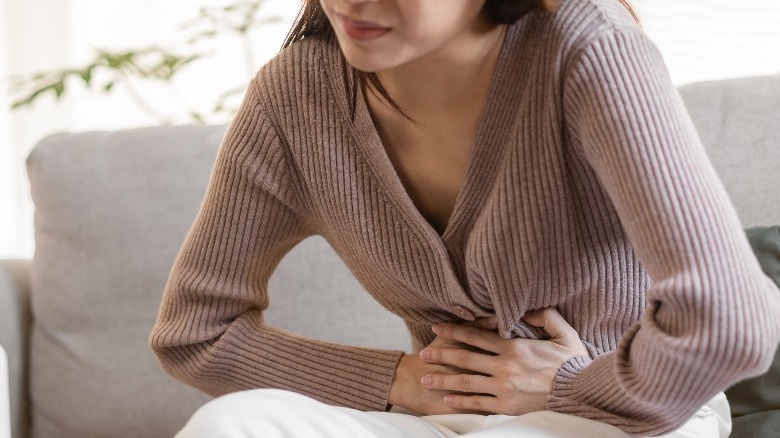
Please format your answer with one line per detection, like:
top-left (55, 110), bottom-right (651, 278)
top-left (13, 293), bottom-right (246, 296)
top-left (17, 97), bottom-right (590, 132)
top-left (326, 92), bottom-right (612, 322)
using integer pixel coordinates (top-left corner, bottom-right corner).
top-left (335, 13), bottom-right (391, 41)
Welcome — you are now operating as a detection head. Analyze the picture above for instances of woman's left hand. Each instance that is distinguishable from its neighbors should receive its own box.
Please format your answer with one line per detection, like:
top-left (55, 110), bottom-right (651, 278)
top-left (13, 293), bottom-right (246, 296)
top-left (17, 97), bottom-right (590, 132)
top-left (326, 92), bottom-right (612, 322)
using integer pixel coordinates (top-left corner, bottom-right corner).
top-left (418, 307), bottom-right (589, 415)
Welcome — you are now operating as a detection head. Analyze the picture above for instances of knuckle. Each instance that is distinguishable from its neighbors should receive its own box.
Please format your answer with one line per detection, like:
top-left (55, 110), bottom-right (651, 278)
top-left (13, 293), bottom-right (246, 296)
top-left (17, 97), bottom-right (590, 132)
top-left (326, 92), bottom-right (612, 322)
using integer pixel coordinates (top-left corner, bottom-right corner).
top-left (456, 350), bottom-right (471, 368)
top-left (498, 380), bottom-right (515, 395)
top-left (469, 397), bottom-right (483, 409)
top-left (459, 374), bottom-right (472, 390)
top-left (510, 342), bottom-right (530, 357)
top-left (497, 362), bottom-right (517, 377)
top-left (465, 328), bottom-right (481, 344)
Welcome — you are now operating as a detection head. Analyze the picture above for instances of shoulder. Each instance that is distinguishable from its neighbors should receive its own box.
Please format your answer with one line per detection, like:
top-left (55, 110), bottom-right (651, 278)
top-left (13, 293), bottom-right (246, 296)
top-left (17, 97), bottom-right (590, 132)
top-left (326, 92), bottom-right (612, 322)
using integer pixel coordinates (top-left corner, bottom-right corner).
top-left (247, 33), bottom-right (340, 119)
top-left (523, 0), bottom-right (645, 59)
top-left (507, 0), bottom-right (662, 88)
top-left (550, 0), bottom-right (642, 36)
top-left (253, 34), bottom-right (330, 82)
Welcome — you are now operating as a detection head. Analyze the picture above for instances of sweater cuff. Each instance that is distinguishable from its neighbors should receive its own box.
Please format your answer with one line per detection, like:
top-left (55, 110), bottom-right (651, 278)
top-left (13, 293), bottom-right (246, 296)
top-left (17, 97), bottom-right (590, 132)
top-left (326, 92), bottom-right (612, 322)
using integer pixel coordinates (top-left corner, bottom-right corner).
top-left (545, 354), bottom-right (594, 411)
top-left (543, 352), bottom-right (676, 435)
top-left (239, 323), bottom-right (407, 412)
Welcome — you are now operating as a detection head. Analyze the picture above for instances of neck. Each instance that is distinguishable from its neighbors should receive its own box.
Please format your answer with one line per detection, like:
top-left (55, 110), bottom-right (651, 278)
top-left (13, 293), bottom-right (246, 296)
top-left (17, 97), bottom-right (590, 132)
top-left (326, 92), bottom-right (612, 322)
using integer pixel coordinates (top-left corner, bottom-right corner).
top-left (370, 18), bottom-right (507, 117)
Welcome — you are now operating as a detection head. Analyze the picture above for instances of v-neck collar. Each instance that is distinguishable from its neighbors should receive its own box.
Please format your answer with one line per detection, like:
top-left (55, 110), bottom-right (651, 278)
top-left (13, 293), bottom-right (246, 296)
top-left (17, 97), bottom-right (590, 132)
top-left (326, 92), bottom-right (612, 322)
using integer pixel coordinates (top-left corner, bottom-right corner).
top-left (322, 20), bottom-right (528, 251)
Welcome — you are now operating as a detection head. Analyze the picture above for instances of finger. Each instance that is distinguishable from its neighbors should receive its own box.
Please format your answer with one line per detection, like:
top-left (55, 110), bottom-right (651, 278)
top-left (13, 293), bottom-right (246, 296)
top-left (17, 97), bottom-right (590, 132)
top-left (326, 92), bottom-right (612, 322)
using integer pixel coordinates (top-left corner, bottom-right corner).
top-left (462, 315), bottom-right (499, 331)
top-left (433, 323), bottom-right (503, 354)
top-left (443, 393), bottom-right (501, 414)
top-left (520, 308), bottom-right (578, 342)
top-left (421, 372), bottom-right (498, 396)
top-left (420, 346), bottom-right (498, 375)
top-left (477, 315), bottom-right (499, 331)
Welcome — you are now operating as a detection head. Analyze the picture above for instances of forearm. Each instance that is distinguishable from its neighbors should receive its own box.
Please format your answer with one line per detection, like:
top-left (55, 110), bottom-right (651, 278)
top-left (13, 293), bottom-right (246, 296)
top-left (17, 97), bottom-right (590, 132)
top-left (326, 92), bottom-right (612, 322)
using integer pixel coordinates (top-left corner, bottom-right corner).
top-left (152, 295), bottom-right (406, 411)
top-left (557, 25), bottom-right (780, 435)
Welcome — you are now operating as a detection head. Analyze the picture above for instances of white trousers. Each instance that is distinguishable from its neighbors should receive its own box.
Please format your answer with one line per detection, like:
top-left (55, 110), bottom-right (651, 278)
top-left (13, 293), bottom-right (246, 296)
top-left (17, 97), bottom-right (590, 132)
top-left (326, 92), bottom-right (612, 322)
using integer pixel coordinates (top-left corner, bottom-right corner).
top-left (175, 388), bottom-right (732, 438)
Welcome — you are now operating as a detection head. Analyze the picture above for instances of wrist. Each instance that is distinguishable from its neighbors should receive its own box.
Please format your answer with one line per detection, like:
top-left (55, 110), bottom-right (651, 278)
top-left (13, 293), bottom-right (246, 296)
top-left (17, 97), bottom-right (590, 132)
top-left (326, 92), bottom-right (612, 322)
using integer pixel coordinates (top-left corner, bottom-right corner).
top-left (388, 354), bottom-right (413, 409)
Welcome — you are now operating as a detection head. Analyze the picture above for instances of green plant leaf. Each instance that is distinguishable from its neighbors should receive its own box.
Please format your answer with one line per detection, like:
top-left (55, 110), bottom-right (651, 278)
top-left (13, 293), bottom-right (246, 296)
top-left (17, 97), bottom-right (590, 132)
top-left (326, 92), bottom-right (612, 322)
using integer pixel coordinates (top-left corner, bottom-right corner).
top-left (11, 82), bottom-right (62, 109)
top-left (7, 0), bottom-right (278, 119)
top-left (53, 80), bottom-right (65, 97)
top-left (80, 65), bottom-right (95, 85)
top-left (190, 111), bottom-right (205, 124)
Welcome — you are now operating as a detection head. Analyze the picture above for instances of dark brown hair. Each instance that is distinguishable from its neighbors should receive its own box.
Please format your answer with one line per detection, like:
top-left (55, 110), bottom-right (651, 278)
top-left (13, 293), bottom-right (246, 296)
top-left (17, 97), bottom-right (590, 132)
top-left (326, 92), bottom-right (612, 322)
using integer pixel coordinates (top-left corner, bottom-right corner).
top-left (282, 0), bottom-right (641, 120)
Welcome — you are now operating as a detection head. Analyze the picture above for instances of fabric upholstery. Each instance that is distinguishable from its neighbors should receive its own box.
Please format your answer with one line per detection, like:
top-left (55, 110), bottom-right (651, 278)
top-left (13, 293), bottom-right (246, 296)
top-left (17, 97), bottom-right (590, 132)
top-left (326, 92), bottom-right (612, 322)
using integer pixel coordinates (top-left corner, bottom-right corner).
top-left (266, 236), bottom-right (413, 351)
top-left (0, 259), bottom-right (31, 438)
top-left (25, 126), bottom-right (220, 437)
top-left (677, 74), bottom-right (780, 227)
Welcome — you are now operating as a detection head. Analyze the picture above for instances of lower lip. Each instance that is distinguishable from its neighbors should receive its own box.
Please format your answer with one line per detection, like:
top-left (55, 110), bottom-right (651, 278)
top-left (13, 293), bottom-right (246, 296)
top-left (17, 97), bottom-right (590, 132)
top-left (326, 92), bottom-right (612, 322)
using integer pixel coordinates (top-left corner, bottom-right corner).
top-left (339, 18), bottom-right (390, 41)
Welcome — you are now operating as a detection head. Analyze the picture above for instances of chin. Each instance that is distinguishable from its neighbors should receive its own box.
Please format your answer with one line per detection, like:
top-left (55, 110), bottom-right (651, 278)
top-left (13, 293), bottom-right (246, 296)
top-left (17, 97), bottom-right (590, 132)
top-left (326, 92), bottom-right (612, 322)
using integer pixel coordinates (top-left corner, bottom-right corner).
top-left (337, 44), bottom-right (400, 73)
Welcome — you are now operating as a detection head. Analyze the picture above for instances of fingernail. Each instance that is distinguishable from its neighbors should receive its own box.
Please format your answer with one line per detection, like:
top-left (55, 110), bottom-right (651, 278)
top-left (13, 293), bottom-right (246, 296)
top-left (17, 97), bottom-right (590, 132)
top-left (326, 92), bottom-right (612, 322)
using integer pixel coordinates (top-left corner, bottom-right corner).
top-left (444, 395), bottom-right (453, 403)
top-left (422, 375), bottom-right (432, 386)
top-left (432, 324), bottom-right (441, 334)
top-left (420, 349), bottom-right (431, 360)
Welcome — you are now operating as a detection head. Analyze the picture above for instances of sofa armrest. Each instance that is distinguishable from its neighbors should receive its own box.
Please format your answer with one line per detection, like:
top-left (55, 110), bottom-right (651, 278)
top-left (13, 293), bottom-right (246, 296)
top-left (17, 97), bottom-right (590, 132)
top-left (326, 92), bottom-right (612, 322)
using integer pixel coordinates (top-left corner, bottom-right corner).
top-left (1, 345), bottom-right (11, 438)
top-left (0, 259), bottom-right (32, 438)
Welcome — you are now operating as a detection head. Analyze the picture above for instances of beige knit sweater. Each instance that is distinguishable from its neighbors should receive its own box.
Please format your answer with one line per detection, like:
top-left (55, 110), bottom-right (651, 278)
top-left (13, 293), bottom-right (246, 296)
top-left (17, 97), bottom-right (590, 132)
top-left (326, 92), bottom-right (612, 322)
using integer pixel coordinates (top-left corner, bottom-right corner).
top-left (149, 0), bottom-right (780, 434)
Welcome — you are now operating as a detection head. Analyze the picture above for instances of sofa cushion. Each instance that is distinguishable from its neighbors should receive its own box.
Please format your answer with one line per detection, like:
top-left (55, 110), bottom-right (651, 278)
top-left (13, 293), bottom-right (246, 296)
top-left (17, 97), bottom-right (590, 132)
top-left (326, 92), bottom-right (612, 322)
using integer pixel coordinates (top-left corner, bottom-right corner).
top-left (677, 74), bottom-right (780, 227)
top-left (26, 125), bottom-right (222, 438)
top-left (725, 225), bottom-right (780, 438)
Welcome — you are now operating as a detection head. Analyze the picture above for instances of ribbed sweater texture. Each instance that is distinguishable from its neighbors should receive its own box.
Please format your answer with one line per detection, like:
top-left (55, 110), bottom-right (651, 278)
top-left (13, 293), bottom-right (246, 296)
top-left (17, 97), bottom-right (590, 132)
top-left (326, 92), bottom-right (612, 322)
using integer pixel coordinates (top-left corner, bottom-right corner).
top-left (149, 0), bottom-right (780, 434)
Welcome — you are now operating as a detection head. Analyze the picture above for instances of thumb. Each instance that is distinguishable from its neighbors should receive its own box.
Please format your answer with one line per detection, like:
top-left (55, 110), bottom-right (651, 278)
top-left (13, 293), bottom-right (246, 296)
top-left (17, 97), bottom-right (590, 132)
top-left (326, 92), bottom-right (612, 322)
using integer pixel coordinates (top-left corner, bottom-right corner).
top-left (521, 308), bottom-right (577, 342)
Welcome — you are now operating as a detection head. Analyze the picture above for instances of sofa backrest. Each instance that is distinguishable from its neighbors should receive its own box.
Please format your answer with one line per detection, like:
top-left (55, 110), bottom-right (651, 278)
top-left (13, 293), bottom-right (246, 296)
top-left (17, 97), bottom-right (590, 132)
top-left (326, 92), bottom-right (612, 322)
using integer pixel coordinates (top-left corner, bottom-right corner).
top-left (677, 74), bottom-right (780, 227)
top-left (25, 124), bottom-right (411, 438)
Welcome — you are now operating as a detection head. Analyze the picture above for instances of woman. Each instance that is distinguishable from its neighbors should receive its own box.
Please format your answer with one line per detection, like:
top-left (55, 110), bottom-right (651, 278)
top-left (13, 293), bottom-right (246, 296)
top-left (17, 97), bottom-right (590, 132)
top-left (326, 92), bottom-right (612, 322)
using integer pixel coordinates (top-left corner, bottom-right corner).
top-left (149, 0), bottom-right (780, 436)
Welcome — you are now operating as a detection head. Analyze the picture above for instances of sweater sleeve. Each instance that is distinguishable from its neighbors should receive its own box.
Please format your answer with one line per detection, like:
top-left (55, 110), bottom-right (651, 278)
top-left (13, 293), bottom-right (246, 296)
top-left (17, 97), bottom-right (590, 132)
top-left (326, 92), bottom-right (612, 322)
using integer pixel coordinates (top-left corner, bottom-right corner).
top-left (148, 79), bottom-right (405, 412)
top-left (552, 27), bottom-right (780, 435)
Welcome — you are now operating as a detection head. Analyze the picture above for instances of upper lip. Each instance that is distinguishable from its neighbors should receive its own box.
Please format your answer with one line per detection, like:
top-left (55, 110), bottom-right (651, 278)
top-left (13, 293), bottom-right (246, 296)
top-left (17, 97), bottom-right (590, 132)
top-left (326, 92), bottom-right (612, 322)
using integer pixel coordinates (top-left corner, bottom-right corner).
top-left (335, 13), bottom-right (389, 29)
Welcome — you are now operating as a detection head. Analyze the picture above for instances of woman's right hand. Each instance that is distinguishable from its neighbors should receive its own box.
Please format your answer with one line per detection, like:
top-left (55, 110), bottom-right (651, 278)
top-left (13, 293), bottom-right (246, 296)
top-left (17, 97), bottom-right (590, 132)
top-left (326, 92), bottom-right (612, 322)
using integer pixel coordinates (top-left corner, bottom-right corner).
top-left (388, 316), bottom-right (498, 415)
top-left (389, 354), bottom-right (488, 415)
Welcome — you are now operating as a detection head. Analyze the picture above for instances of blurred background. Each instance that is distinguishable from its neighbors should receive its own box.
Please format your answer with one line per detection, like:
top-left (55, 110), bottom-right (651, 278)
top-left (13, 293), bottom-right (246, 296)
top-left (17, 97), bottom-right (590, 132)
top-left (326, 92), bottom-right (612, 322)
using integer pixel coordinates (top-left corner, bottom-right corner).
top-left (1, 0), bottom-right (780, 259)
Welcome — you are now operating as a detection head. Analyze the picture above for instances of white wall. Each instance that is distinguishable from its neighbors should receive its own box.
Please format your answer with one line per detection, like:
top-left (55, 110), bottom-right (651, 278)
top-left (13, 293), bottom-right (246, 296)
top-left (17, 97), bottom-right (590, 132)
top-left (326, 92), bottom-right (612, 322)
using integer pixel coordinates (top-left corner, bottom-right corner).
top-left (0, 0), bottom-right (300, 259)
top-left (634, 0), bottom-right (780, 85)
top-left (1, 0), bottom-right (780, 259)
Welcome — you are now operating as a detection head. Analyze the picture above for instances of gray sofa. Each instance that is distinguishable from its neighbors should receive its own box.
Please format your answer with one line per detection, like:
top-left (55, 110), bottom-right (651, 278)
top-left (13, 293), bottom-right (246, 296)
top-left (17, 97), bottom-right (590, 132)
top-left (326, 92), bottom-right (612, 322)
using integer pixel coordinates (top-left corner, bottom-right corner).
top-left (1, 73), bottom-right (779, 438)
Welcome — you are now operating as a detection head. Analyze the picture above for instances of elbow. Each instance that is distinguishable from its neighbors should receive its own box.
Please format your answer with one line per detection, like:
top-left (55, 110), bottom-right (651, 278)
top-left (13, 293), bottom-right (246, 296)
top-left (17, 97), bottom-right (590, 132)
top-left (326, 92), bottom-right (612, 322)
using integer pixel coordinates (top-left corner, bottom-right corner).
top-left (709, 275), bottom-right (780, 381)
top-left (148, 325), bottom-right (222, 396)
top-left (148, 330), bottom-right (195, 381)
top-left (738, 312), bottom-right (780, 380)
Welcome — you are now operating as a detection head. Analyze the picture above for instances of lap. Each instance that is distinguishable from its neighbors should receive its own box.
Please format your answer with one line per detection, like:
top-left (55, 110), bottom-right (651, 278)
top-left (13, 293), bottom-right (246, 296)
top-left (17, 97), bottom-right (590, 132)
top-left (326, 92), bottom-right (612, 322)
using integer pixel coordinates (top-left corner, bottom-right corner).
top-left (175, 388), bottom-right (730, 438)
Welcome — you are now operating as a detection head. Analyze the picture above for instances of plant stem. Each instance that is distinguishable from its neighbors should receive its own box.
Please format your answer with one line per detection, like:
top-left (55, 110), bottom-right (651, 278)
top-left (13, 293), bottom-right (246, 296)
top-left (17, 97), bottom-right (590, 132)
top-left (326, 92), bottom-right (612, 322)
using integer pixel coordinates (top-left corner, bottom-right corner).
top-left (167, 82), bottom-right (206, 123)
top-left (117, 71), bottom-right (171, 124)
